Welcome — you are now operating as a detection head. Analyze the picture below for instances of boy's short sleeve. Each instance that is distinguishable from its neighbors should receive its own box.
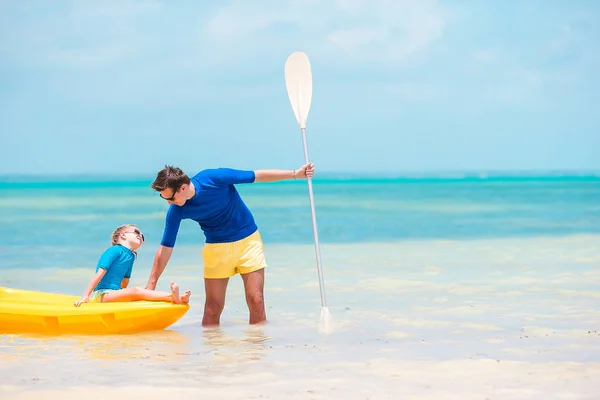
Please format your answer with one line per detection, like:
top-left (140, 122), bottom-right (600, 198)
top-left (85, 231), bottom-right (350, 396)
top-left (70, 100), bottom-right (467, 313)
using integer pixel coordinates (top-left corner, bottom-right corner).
top-left (96, 246), bottom-right (120, 272)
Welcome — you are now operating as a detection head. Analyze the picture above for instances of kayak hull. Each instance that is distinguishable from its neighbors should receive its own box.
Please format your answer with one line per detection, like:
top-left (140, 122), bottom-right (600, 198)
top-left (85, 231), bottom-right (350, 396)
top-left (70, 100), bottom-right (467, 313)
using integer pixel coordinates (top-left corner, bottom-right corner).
top-left (0, 286), bottom-right (190, 335)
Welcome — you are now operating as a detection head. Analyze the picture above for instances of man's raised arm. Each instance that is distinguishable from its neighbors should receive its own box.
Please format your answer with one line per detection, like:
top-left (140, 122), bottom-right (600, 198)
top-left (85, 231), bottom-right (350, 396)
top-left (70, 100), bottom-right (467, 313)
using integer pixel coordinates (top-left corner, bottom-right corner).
top-left (254, 162), bottom-right (314, 183)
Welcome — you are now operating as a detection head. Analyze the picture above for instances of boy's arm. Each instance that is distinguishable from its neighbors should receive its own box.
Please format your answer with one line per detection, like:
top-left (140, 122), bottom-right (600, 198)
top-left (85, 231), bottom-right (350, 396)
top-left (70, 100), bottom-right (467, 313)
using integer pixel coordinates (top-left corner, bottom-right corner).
top-left (74, 269), bottom-right (106, 307)
top-left (121, 261), bottom-right (133, 288)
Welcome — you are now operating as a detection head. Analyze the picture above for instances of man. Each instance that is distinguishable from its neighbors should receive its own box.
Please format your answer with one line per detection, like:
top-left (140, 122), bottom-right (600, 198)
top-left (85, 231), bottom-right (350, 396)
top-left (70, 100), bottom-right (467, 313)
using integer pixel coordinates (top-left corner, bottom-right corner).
top-left (145, 162), bottom-right (315, 326)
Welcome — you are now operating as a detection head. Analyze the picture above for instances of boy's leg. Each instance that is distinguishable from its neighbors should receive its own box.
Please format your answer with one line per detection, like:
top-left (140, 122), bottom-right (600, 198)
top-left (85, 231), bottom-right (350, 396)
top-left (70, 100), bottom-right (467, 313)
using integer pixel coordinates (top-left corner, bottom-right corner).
top-left (102, 287), bottom-right (172, 302)
top-left (101, 284), bottom-right (190, 303)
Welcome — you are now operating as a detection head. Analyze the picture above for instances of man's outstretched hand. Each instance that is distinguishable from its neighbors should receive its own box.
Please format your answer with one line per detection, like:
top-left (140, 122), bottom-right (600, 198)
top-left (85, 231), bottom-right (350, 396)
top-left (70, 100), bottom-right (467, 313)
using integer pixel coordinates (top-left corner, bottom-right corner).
top-left (295, 162), bottom-right (315, 179)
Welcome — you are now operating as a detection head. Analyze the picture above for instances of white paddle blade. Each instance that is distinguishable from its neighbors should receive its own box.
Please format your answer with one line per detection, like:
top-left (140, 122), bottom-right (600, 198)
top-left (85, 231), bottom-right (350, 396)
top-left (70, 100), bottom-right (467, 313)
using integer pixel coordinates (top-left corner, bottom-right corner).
top-left (284, 51), bottom-right (313, 129)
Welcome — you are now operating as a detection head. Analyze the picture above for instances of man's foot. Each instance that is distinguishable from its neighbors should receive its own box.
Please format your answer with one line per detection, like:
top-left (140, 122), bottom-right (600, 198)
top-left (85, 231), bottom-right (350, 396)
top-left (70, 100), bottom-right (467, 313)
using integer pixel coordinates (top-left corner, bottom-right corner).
top-left (170, 281), bottom-right (182, 304)
top-left (180, 290), bottom-right (191, 304)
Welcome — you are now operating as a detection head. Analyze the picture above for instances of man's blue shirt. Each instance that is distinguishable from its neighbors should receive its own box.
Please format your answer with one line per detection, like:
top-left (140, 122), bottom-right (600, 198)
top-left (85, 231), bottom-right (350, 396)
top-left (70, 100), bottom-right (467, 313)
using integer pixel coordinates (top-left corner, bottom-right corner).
top-left (160, 168), bottom-right (258, 247)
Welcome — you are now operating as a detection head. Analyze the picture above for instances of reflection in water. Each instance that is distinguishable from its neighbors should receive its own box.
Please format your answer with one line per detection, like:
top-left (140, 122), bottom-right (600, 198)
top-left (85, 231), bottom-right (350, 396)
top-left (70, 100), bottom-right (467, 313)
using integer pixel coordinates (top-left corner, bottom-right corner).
top-left (80, 330), bottom-right (192, 361)
top-left (202, 325), bottom-right (270, 363)
top-left (1, 324), bottom-right (271, 367)
top-left (1, 324), bottom-right (276, 389)
top-left (0, 330), bottom-right (192, 363)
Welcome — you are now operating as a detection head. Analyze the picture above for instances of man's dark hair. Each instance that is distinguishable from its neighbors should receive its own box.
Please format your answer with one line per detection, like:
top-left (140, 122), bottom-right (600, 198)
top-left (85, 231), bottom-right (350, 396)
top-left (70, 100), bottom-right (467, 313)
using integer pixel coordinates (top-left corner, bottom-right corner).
top-left (151, 165), bottom-right (191, 192)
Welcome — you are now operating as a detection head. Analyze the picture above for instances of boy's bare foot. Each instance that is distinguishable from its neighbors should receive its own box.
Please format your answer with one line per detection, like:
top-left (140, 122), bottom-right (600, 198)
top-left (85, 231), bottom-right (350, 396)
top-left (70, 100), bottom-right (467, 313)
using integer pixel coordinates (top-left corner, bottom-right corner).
top-left (180, 290), bottom-right (191, 304)
top-left (170, 281), bottom-right (182, 304)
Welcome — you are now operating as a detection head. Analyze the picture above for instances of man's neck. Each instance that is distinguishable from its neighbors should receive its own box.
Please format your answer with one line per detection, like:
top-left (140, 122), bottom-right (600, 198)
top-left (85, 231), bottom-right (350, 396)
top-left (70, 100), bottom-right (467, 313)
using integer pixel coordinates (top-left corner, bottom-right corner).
top-left (186, 181), bottom-right (196, 200)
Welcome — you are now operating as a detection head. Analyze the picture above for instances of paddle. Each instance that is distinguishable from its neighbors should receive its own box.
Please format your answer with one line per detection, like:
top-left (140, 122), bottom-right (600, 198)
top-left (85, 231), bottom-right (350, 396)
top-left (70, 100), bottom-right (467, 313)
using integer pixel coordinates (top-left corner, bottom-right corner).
top-left (284, 51), bottom-right (333, 332)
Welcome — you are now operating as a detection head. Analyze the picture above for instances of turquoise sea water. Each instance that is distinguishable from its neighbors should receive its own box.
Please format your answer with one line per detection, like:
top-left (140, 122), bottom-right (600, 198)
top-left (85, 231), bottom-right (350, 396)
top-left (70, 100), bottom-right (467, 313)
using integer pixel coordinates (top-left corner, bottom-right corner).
top-left (1, 173), bottom-right (600, 399)
top-left (1, 173), bottom-right (599, 265)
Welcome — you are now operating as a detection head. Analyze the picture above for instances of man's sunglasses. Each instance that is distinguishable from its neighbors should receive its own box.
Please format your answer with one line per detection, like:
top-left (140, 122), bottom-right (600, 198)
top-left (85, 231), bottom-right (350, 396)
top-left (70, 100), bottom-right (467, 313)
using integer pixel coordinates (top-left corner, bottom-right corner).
top-left (123, 229), bottom-right (145, 242)
top-left (159, 184), bottom-right (182, 201)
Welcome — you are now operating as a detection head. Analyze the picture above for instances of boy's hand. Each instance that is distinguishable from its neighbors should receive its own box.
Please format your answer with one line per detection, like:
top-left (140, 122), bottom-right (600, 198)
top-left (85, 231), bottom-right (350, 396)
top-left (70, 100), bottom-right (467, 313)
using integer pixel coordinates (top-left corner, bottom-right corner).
top-left (74, 296), bottom-right (89, 307)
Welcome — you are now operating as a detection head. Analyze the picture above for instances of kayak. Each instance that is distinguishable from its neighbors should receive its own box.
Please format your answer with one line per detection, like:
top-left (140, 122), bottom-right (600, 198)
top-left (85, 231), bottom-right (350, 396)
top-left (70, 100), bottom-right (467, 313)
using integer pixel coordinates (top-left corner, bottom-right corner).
top-left (0, 286), bottom-right (190, 335)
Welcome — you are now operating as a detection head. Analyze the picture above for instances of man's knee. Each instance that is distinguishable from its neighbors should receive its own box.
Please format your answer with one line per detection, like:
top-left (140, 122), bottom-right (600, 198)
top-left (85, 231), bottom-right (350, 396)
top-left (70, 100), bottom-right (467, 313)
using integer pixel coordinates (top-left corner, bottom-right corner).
top-left (245, 290), bottom-right (264, 309)
top-left (204, 299), bottom-right (225, 316)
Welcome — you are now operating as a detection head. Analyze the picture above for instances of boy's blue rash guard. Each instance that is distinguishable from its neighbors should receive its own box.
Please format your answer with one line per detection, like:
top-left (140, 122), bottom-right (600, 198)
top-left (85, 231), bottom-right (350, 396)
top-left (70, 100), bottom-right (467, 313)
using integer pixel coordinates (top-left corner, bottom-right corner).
top-left (160, 168), bottom-right (258, 247)
top-left (94, 245), bottom-right (135, 291)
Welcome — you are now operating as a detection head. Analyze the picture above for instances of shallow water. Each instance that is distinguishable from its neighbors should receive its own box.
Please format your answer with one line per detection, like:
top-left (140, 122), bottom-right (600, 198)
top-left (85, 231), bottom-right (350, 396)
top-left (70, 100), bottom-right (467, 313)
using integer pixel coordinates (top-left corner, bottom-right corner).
top-left (2, 236), bottom-right (600, 399)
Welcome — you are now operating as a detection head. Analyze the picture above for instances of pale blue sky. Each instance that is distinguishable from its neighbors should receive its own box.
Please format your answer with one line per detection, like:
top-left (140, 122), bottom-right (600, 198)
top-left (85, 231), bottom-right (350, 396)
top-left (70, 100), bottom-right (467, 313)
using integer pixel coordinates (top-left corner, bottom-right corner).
top-left (1, 0), bottom-right (598, 175)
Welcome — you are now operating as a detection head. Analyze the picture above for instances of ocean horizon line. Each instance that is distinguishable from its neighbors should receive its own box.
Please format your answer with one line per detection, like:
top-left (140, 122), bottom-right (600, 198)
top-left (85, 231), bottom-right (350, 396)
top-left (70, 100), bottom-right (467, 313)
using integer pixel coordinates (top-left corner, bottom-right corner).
top-left (1, 169), bottom-right (599, 188)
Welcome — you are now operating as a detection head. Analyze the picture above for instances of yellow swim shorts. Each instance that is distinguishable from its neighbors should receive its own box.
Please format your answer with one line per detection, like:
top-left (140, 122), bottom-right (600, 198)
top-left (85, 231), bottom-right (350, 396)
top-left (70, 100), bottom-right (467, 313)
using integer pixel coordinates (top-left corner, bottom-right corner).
top-left (90, 289), bottom-right (114, 302)
top-left (202, 230), bottom-right (268, 279)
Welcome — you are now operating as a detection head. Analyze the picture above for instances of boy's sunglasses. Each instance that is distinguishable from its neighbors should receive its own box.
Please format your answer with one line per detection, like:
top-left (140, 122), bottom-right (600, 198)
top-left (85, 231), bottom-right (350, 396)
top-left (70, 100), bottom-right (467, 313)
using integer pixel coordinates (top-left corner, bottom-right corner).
top-left (159, 184), bottom-right (182, 201)
top-left (123, 229), bottom-right (145, 242)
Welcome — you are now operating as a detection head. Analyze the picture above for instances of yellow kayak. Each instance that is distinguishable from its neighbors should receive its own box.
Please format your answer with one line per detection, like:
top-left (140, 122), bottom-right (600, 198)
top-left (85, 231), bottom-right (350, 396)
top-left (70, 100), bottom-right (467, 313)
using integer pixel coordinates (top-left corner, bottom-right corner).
top-left (0, 286), bottom-right (190, 335)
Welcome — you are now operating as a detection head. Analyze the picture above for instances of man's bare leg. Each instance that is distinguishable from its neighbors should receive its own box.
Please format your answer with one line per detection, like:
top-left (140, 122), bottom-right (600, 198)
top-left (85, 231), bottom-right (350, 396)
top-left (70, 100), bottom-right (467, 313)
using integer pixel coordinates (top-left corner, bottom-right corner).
top-left (241, 268), bottom-right (266, 325)
top-left (202, 278), bottom-right (229, 327)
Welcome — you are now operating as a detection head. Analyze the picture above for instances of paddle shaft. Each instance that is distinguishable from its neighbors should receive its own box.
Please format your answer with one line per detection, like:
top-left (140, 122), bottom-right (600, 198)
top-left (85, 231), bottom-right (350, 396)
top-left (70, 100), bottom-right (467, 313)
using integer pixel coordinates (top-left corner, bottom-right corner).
top-left (300, 127), bottom-right (328, 308)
